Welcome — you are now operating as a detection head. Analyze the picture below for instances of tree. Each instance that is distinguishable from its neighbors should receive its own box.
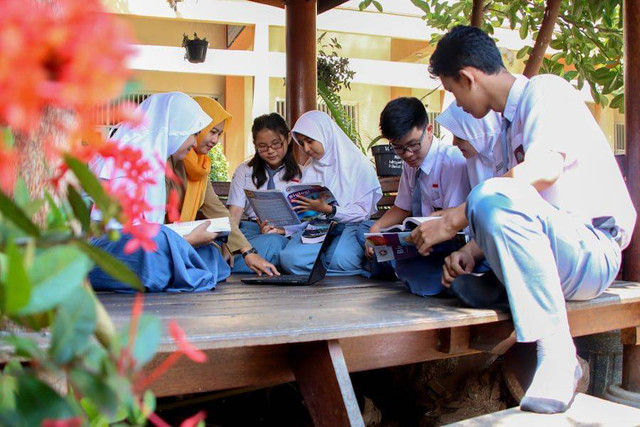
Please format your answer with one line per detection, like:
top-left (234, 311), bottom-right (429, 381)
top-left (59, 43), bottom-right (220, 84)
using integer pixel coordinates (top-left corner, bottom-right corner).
top-left (414, 0), bottom-right (624, 112)
top-left (359, 0), bottom-right (624, 112)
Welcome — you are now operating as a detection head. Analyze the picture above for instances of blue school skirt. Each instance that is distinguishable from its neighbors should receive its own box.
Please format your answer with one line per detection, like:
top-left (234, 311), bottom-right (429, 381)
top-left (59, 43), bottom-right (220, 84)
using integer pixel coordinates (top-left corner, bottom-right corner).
top-left (88, 225), bottom-right (231, 293)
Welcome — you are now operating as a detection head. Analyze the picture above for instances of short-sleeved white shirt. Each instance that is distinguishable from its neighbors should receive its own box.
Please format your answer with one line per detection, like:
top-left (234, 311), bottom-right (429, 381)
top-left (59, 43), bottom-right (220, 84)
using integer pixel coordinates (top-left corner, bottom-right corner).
top-left (395, 137), bottom-right (470, 215)
top-left (227, 161), bottom-right (301, 220)
top-left (496, 74), bottom-right (636, 248)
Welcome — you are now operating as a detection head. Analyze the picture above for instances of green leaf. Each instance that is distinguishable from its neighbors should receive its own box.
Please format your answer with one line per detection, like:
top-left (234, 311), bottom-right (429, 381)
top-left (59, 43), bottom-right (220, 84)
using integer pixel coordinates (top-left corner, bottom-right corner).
top-left (3, 240), bottom-right (32, 315)
top-left (73, 240), bottom-right (143, 292)
top-left (49, 287), bottom-right (97, 364)
top-left (372, 1), bottom-right (383, 12)
top-left (64, 155), bottom-right (114, 216)
top-left (0, 373), bottom-right (17, 412)
top-left (67, 185), bottom-right (91, 231)
top-left (45, 191), bottom-right (67, 230)
top-left (0, 192), bottom-right (40, 237)
top-left (69, 369), bottom-right (120, 418)
top-left (15, 375), bottom-right (79, 425)
top-left (519, 18), bottom-right (529, 40)
top-left (19, 245), bottom-right (92, 315)
top-left (2, 334), bottom-right (44, 359)
top-left (120, 314), bottom-right (161, 370)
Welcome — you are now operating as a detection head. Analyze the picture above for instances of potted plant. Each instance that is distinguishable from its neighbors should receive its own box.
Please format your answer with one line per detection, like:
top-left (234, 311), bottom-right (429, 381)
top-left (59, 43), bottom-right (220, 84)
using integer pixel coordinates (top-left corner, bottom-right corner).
top-left (182, 32), bottom-right (209, 63)
top-left (369, 136), bottom-right (403, 176)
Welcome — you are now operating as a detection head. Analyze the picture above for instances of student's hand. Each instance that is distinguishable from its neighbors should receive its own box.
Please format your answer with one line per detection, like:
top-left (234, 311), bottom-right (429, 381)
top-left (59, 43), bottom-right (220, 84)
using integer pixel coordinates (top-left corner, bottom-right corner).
top-left (364, 223), bottom-right (381, 259)
top-left (184, 221), bottom-right (219, 247)
top-left (244, 253), bottom-right (280, 276)
top-left (259, 219), bottom-right (285, 235)
top-left (442, 250), bottom-right (475, 288)
top-left (406, 205), bottom-right (467, 256)
top-left (292, 196), bottom-right (332, 214)
top-left (221, 244), bottom-right (234, 268)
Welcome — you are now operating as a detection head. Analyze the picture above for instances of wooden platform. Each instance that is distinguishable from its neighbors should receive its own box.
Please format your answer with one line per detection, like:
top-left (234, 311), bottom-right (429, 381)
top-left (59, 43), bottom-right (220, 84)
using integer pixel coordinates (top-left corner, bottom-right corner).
top-left (447, 393), bottom-right (640, 426)
top-left (99, 278), bottom-right (640, 426)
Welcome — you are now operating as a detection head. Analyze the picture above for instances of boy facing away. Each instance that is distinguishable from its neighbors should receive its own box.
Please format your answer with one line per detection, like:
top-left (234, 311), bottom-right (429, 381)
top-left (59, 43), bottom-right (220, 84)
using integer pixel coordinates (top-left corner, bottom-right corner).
top-left (412, 25), bottom-right (636, 413)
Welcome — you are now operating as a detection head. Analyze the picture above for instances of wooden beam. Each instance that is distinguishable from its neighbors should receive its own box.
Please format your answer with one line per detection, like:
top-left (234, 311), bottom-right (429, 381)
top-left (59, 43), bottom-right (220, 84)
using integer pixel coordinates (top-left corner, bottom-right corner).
top-left (290, 340), bottom-right (364, 427)
top-left (285, 0), bottom-right (317, 164)
top-left (622, 327), bottom-right (640, 393)
top-left (623, 0), bottom-right (640, 281)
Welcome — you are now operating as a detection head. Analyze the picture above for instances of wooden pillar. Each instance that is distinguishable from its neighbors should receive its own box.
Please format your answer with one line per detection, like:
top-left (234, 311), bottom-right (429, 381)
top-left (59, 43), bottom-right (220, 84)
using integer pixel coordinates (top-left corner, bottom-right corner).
top-left (622, 328), bottom-right (640, 393)
top-left (285, 0), bottom-right (317, 164)
top-left (624, 0), bottom-right (640, 281)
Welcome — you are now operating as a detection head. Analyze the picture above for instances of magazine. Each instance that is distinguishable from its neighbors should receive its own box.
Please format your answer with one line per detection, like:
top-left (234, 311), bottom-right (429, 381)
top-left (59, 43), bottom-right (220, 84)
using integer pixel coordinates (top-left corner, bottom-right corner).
top-left (364, 217), bottom-right (442, 262)
top-left (300, 219), bottom-right (333, 244)
top-left (244, 184), bottom-right (338, 227)
top-left (165, 217), bottom-right (231, 240)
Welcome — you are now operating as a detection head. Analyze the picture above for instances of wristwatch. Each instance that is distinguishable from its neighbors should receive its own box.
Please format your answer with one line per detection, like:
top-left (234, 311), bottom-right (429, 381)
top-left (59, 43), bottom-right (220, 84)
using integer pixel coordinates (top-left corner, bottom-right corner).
top-left (327, 205), bottom-right (337, 219)
top-left (241, 247), bottom-right (258, 258)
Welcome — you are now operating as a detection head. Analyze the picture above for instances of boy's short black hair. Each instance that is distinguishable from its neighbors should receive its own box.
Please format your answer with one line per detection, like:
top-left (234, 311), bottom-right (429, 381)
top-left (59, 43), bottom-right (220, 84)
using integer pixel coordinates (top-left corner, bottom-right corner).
top-left (429, 25), bottom-right (505, 79)
top-left (379, 97), bottom-right (428, 142)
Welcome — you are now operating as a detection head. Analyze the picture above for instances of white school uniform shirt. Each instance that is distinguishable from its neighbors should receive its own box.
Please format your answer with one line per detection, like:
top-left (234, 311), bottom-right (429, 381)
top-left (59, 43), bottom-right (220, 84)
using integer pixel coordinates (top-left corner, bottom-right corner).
top-left (497, 74), bottom-right (636, 249)
top-left (227, 161), bottom-right (300, 220)
top-left (395, 136), bottom-right (471, 215)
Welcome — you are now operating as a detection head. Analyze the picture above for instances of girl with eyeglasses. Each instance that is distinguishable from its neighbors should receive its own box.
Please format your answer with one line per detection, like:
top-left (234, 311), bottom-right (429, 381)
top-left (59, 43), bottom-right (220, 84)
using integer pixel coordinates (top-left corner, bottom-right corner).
top-left (166, 98), bottom-right (280, 276)
top-left (277, 110), bottom-right (382, 276)
top-left (227, 113), bottom-right (302, 271)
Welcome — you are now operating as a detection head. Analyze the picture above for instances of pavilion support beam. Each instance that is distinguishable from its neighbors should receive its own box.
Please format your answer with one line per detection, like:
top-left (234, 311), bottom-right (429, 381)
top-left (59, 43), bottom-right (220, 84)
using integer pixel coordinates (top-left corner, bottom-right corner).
top-left (286, 0), bottom-right (317, 164)
top-left (624, 0), bottom-right (640, 282)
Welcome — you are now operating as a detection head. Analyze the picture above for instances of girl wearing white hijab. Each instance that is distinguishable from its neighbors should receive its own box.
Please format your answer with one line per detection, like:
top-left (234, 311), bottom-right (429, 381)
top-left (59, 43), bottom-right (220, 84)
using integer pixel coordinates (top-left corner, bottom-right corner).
top-left (89, 92), bottom-right (231, 292)
top-left (436, 103), bottom-right (502, 188)
top-left (435, 103), bottom-right (502, 290)
top-left (278, 110), bottom-right (382, 275)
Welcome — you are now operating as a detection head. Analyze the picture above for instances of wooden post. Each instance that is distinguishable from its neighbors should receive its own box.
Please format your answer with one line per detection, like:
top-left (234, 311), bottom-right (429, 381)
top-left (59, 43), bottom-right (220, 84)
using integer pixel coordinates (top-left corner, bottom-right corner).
top-left (522, 0), bottom-right (562, 77)
top-left (470, 0), bottom-right (484, 28)
top-left (624, 0), bottom-right (640, 282)
top-left (621, 328), bottom-right (640, 393)
top-left (285, 0), bottom-right (317, 165)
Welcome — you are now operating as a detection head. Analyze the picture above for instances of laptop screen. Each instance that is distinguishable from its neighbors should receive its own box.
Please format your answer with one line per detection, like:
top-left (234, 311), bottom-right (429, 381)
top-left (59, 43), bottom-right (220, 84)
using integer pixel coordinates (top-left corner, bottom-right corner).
top-left (306, 221), bottom-right (339, 285)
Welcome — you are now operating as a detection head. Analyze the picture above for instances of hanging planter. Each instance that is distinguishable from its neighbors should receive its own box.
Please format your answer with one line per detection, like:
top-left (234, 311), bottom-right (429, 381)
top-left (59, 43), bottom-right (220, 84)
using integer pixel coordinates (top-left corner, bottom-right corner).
top-left (182, 32), bottom-right (209, 63)
top-left (371, 144), bottom-right (403, 176)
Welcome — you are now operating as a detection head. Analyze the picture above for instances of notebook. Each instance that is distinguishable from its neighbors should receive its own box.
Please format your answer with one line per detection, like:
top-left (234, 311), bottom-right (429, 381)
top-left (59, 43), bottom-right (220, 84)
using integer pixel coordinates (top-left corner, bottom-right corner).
top-left (240, 222), bottom-right (338, 286)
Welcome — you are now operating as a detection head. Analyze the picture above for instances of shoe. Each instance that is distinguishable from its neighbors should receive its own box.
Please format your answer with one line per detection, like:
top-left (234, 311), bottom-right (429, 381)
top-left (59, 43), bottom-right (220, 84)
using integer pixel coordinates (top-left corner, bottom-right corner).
top-left (450, 270), bottom-right (509, 310)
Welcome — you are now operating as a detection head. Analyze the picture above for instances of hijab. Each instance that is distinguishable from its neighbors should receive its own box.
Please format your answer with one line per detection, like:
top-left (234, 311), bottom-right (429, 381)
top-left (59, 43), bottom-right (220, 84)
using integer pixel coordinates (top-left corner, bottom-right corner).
top-left (180, 97), bottom-right (232, 221)
top-left (92, 92), bottom-right (212, 223)
top-left (436, 104), bottom-right (502, 187)
top-left (291, 110), bottom-right (382, 215)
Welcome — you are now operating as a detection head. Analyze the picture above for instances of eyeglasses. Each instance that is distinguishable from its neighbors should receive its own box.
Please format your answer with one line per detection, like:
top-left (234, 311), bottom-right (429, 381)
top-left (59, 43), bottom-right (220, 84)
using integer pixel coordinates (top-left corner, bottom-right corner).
top-left (391, 125), bottom-right (427, 155)
top-left (255, 139), bottom-right (285, 153)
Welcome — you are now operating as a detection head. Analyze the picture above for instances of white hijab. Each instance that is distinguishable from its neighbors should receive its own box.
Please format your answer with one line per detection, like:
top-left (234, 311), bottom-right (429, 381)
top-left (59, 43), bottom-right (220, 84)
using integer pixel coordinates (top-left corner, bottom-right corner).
top-left (292, 111), bottom-right (382, 215)
top-left (436, 104), bottom-right (502, 187)
top-left (92, 92), bottom-right (212, 223)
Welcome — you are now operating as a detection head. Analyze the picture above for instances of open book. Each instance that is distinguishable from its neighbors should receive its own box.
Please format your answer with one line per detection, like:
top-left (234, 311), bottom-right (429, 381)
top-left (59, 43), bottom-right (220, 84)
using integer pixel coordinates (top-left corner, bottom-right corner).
top-left (244, 184), bottom-right (338, 227)
top-left (165, 217), bottom-right (231, 240)
top-left (364, 217), bottom-right (441, 262)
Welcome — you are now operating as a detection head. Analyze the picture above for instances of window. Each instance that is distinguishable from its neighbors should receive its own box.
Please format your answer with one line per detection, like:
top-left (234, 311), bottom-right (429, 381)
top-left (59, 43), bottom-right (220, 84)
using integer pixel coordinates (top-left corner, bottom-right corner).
top-left (93, 92), bottom-right (220, 138)
top-left (427, 111), bottom-right (441, 138)
top-left (614, 123), bottom-right (625, 155)
top-left (275, 98), bottom-right (359, 134)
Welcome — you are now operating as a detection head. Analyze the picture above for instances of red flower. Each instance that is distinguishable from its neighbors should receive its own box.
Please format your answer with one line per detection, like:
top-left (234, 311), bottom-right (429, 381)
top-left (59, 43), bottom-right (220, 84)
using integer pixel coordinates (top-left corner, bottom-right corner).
top-left (0, 138), bottom-right (16, 194)
top-left (42, 418), bottom-right (83, 427)
top-left (180, 411), bottom-right (207, 427)
top-left (166, 189), bottom-right (181, 223)
top-left (169, 320), bottom-right (207, 363)
top-left (0, 0), bottom-right (135, 134)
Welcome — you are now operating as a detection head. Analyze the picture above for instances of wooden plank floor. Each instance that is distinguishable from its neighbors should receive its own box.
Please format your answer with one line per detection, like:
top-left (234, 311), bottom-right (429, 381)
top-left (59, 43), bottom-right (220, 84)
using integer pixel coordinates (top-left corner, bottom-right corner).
top-left (99, 278), bottom-right (640, 352)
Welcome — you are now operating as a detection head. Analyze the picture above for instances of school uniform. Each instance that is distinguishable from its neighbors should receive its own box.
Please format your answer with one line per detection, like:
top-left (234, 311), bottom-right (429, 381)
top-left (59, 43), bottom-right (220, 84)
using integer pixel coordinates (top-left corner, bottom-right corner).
top-left (358, 136), bottom-right (471, 295)
top-left (279, 111), bottom-right (383, 276)
top-left (89, 92), bottom-right (231, 293)
top-left (468, 74), bottom-right (636, 342)
top-left (226, 161), bottom-right (294, 272)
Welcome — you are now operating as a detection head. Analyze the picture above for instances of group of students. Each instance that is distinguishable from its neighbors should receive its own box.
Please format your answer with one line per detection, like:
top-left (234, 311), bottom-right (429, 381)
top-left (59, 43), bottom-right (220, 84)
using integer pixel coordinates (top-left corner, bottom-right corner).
top-left (88, 25), bottom-right (636, 414)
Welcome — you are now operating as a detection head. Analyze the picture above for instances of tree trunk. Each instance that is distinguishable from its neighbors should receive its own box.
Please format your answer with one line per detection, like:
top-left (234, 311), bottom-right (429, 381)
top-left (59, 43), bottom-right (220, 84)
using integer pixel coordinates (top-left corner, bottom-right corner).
top-left (13, 107), bottom-right (74, 224)
top-left (470, 0), bottom-right (484, 28)
top-left (523, 0), bottom-right (562, 77)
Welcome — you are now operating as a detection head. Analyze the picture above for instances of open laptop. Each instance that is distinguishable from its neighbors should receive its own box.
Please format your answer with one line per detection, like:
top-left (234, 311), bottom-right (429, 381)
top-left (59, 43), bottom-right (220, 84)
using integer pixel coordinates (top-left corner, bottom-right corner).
top-left (241, 221), bottom-right (338, 286)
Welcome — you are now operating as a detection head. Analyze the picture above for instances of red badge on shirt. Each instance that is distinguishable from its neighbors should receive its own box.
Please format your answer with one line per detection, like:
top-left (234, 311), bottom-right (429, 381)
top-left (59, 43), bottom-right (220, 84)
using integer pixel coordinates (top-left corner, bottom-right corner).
top-left (514, 145), bottom-right (525, 164)
top-left (432, 183), bottom-right (439, 188)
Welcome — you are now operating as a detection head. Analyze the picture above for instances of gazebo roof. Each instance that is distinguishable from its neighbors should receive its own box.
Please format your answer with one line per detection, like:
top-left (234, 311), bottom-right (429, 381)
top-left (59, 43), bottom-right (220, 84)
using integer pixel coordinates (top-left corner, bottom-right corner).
top-left (248, 0), bottom-right (349, 14)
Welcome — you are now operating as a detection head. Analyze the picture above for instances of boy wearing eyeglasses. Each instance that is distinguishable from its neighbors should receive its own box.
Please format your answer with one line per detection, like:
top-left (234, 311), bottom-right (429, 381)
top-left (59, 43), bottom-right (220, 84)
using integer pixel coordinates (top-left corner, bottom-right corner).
top-left (358, 96), bottom-right (470, 296)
